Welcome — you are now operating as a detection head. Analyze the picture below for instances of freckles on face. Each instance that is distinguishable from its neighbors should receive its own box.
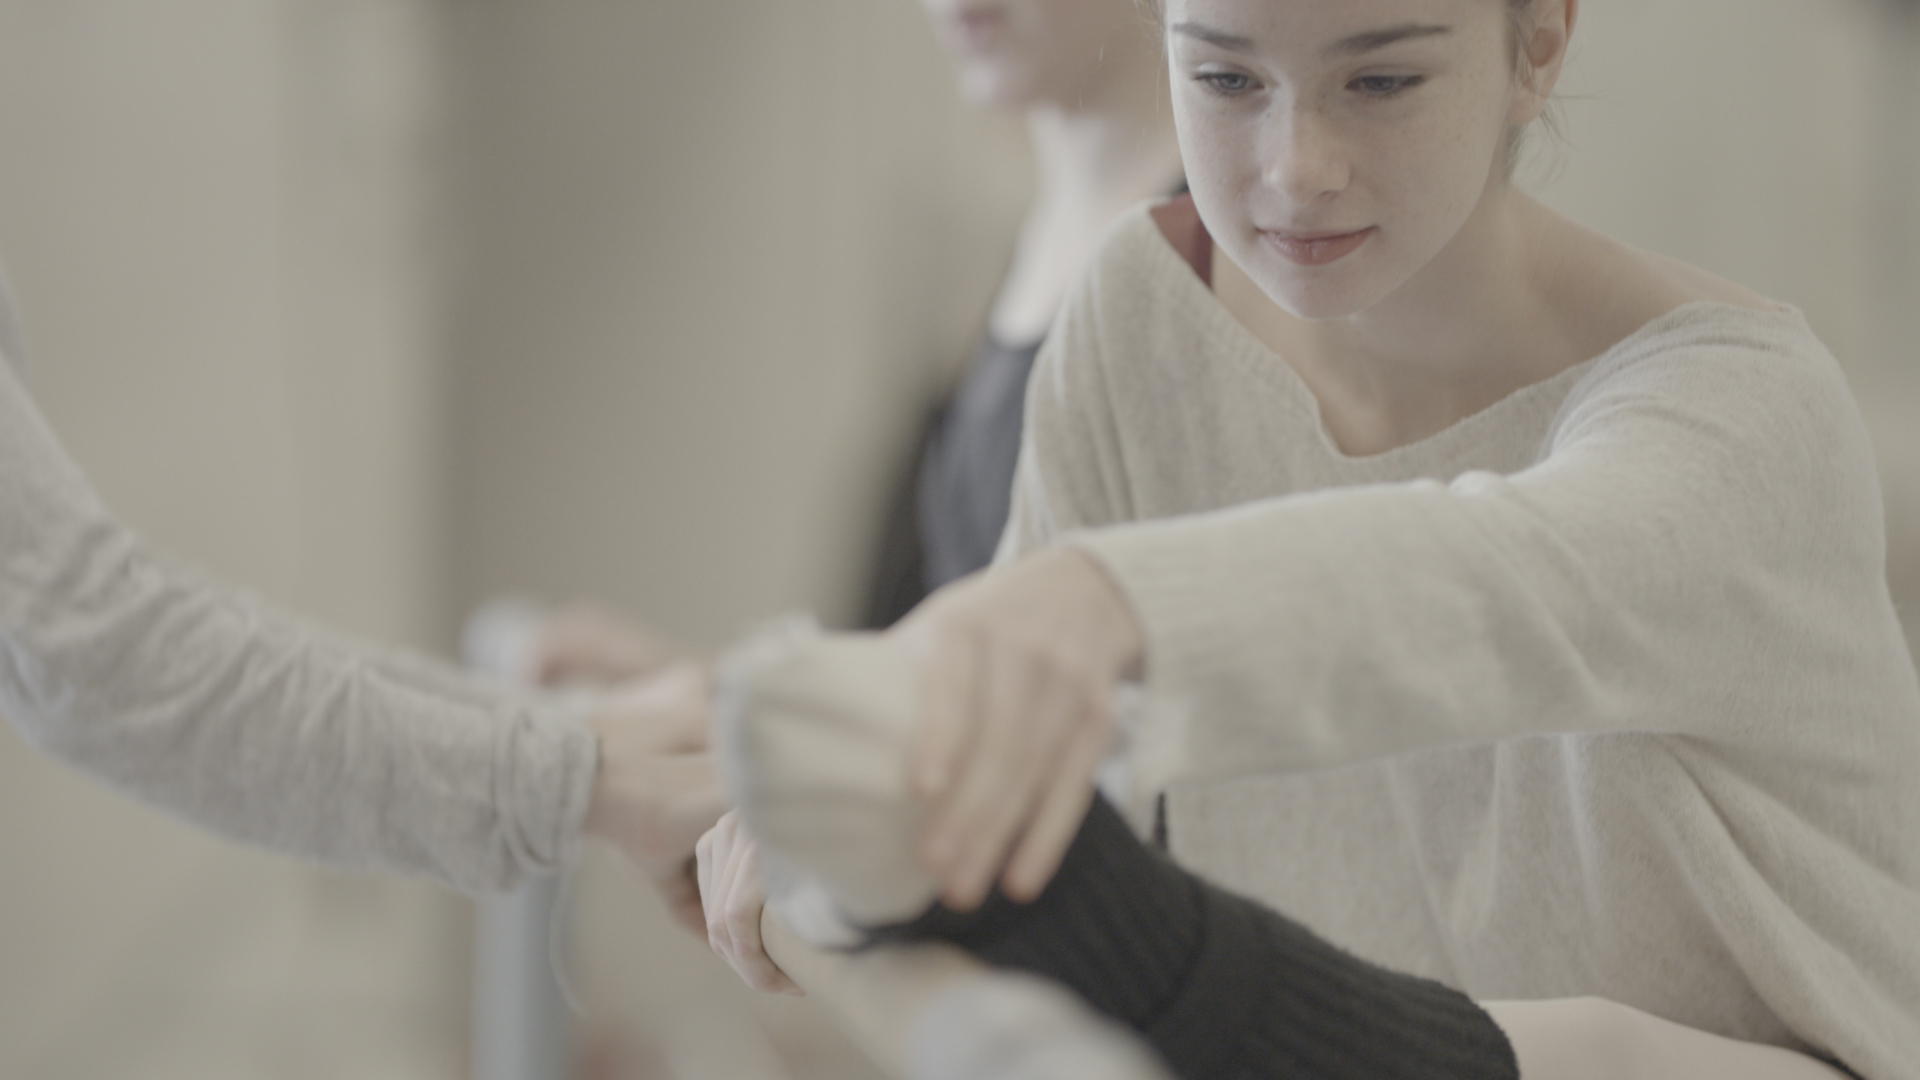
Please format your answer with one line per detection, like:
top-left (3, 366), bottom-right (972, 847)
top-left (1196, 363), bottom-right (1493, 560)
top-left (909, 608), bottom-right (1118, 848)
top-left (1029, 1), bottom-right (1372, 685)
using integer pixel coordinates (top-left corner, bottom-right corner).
top-left (1163, 0), bottom-right (1519, 319)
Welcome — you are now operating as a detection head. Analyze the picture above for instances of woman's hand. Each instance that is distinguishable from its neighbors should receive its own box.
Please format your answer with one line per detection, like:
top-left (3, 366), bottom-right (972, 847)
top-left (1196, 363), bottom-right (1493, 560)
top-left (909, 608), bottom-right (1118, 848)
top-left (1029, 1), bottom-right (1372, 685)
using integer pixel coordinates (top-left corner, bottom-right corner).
top-left (531, 602), bottom-right (680, 687)
top-left (581, 661), bottom-right (727, 935)
top-left (696, 811), bottom-right (800, 994)
top-left (894, 545), bottom-right (1144, 911)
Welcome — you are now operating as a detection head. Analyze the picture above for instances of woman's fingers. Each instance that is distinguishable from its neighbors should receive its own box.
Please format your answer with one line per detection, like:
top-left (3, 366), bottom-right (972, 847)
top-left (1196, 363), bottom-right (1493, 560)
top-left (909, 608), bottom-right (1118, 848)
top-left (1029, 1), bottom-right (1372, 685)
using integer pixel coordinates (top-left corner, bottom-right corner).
top-left (1001, 717), bottom-right (1109, 901)
top-left (909, 622), bottom-right (979, 799)
top-left (896, 547), bottom-right (1146, 909)
top-left (721, 840), bottom-right (800, 995)
top-left (924, 655), bottom-right (1089, 909)
top-left (656, 854), bottom-right (706, 937)
top-left (531, 603), bottom-right (678, 686)
top-left (697, 815), bottom-right (731, 955)
top-left (696, 811), bottom-right (798, 995)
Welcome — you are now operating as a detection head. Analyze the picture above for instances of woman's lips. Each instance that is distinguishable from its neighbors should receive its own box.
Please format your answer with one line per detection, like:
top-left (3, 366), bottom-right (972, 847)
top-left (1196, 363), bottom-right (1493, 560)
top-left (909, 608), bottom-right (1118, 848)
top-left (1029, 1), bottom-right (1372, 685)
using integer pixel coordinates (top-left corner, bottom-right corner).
top-left (1262, 227), bottom-right (1376, 267)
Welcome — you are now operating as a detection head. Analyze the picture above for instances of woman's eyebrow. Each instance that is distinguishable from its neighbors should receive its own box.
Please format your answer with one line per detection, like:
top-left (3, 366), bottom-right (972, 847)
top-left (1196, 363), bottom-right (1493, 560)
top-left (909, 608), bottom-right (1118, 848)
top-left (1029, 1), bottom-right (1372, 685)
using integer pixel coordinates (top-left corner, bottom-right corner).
top-left (1168, 21), bottom-right (1453, 57)
top-left (1168, 21), bottom-right (1255, 53)
top-left (1326, 23), bottom-right (1453, 57)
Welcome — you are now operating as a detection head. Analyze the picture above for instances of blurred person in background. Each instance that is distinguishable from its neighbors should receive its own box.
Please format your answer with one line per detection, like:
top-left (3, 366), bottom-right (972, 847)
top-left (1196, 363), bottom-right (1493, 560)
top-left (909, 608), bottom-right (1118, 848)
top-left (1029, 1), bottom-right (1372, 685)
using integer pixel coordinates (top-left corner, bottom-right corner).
top-left (516, 0), bottom-right (1184, 689)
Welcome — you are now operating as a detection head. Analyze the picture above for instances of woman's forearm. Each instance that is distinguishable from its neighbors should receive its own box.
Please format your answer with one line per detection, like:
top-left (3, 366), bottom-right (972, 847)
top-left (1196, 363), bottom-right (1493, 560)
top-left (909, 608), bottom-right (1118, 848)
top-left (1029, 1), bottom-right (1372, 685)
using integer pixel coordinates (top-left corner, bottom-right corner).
top-left (0, 352), bottom-right (598, 893)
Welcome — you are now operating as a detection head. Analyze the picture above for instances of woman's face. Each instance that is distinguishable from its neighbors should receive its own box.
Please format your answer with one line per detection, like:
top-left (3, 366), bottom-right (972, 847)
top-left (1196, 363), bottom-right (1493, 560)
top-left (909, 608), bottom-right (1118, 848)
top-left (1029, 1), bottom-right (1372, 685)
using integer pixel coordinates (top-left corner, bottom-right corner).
top-left (920, 0), bottom-right (1150, 109)
top-left (1166, 0), bottom-right (1535, 320)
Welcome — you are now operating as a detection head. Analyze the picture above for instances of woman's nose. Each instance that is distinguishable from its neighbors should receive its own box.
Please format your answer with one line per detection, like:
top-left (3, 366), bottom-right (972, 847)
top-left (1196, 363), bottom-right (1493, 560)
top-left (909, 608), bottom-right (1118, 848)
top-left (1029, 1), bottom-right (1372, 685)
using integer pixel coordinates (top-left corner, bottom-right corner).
top-left (1259, 104), bottom-right (1349, 205)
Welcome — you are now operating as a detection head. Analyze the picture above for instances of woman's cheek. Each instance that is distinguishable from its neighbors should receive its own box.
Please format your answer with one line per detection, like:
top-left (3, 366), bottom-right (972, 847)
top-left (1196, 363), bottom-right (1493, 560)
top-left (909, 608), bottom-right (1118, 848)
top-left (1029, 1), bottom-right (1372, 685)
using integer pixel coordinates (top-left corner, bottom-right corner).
top-left (1173, 110), bottom-right (1248, 209)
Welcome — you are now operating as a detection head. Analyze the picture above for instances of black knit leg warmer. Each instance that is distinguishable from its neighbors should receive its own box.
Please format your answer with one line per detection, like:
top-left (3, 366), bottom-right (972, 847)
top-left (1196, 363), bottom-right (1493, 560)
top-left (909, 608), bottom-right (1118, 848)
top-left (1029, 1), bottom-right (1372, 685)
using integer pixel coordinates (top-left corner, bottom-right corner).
top-left (868, 797), bottom-right (1519, 1080)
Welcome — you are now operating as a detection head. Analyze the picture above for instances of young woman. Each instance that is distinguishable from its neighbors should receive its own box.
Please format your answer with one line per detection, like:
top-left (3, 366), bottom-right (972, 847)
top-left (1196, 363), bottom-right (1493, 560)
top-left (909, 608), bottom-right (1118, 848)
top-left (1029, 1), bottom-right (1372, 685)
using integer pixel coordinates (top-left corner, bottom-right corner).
top-left (701, 0), bottom-right (1920, 1076)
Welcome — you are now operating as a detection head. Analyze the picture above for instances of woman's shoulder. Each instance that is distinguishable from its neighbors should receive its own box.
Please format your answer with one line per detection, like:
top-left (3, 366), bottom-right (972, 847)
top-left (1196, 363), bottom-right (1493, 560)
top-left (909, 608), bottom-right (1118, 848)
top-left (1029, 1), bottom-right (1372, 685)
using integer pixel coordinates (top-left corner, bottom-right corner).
top-left (1532, 205), bottom-right (1859, 444)
top-left (1055, 196), bottom-right (1242, 357)
top-left (1580, 298), bottom-right (1835, 390)
top-left (1631, 249), bottom-right (1774, 315)
top-left (1052, 195), bottom-right (1232, 305)
top-left (1524, 203), bottom-right (1835, 401)
top-left (1037, 199), bottom-right (1210, 382)
top-left (1541, 207), bottom-right (1780, 359)
top-left (1557, 295), bottom-right (1866, 484)
top-left (1032, 198), bottom-right (1304, 442)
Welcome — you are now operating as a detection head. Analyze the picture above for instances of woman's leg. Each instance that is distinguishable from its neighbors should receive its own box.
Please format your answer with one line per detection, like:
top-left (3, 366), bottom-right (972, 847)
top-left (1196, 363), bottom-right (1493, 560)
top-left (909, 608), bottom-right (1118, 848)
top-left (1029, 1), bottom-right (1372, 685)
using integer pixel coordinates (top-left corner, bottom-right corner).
top-left (718, 625), bottom-right (1514, 1079)
top-left (760, 921), bottom-right (1852, 1080)
top-left (716, 625), bottom-right (1854, 1080)
top-left (1483, 1000), bottom-right (1854, 1080)
top-left (760, 912), bottom-right (1174, 1080)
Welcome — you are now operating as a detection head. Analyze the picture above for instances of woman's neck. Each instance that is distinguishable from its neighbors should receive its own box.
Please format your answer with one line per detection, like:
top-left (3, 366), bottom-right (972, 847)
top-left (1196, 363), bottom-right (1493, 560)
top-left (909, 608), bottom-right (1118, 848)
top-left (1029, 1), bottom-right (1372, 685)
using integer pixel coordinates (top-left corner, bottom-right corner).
top-left (987, 72), bottom-right (1182, 345)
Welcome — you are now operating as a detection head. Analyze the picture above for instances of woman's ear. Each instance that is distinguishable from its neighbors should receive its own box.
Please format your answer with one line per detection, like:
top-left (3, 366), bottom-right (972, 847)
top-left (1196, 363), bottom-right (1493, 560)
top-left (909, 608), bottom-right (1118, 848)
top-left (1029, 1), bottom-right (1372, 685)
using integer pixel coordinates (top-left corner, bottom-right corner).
top-left (1510, 0), bottom-right (1576, 126)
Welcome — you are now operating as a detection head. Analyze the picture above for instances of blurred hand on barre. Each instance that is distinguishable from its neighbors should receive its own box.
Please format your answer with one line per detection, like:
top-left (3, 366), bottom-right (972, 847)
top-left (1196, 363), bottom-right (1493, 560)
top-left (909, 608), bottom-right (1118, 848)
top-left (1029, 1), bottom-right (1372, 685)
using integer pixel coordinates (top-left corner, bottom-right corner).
top-left (530, 601), bottom-right (682, 687)
top-left (582, 660), bottom-right (726, 935)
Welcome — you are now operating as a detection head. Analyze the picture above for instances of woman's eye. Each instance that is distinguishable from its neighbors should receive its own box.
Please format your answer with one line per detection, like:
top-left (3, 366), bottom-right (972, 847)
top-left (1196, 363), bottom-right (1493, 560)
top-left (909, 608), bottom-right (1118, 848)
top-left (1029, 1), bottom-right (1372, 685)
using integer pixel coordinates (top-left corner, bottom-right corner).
top-left (1197, 71), bottom-right (1256, 97)
top-left (1351, 74), bottom-right (1424, 98)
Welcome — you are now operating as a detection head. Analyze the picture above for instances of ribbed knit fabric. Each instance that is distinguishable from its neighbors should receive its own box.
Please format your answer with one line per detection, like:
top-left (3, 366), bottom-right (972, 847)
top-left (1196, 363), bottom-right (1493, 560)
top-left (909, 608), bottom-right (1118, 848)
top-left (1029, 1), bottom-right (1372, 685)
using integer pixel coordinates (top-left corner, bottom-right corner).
top-left (871, 799), bottom-right (1202, 1035)
top-left (875, 797), bottom-right (1518, 1080)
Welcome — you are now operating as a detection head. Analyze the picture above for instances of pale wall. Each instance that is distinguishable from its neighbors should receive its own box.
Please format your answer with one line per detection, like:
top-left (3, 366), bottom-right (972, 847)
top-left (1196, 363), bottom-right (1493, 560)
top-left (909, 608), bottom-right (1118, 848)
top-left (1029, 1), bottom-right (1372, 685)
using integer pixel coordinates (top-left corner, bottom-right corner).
top-left (0, 2), bottom-right (468, 1077)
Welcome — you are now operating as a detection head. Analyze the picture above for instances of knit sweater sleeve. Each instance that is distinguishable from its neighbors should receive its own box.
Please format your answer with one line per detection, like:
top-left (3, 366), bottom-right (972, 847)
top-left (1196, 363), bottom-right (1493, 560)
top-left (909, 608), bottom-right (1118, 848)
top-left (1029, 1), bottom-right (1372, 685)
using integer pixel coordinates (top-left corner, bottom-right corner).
top-left (1017, 282), bottom-right (1913, 802)
top-left (0, 339), bottom-right (597, 895)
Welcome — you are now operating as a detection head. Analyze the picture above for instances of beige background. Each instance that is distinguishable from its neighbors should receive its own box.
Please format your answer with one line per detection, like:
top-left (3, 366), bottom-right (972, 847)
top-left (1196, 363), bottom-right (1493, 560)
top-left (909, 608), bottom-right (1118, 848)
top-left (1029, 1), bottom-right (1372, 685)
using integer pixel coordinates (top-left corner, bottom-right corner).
top-left (0, 1), bottom-right (1913, 1078)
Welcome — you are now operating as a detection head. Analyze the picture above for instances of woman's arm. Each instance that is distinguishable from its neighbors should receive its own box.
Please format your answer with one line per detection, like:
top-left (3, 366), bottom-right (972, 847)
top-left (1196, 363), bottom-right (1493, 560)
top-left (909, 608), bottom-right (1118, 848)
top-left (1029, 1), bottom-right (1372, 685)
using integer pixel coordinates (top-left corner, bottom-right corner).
top-left (0, 335), bottom-right (721, 894)
top-left (1056, 335), bottom-right (1898, 796)
top-left (911, 307), bottom-right (1916, 899)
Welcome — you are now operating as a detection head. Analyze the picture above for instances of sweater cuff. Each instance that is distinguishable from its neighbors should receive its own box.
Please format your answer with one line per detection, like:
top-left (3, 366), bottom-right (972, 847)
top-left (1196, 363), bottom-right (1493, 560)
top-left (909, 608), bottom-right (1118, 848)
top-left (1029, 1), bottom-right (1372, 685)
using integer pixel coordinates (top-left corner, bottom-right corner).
top-left (1067, 518), bottom-right (1286, 804)
top-left (490, 695), bottom-right (598, 891)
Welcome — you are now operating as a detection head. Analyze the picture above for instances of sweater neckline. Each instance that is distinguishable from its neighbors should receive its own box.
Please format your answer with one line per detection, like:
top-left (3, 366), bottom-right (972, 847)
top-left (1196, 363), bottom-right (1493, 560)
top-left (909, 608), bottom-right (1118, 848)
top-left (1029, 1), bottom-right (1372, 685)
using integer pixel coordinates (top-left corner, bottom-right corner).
top-left (1134, 205), bottom-right (1801, 468)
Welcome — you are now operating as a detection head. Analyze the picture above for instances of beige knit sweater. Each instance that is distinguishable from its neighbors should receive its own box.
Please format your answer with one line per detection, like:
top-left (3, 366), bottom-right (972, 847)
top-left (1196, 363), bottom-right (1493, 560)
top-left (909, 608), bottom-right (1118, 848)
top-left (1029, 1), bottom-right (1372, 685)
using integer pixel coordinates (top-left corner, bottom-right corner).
top-left (0, 297), bottom-right (596, 895)
top-left (1001, 204), bottom-right (1920, 1079)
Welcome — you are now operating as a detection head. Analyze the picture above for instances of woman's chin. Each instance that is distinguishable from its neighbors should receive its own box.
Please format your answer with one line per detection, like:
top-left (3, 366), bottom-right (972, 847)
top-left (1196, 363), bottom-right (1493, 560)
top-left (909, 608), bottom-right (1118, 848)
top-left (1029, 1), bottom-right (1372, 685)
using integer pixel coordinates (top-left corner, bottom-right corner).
top-left (1247, 257), bottom-right (1404, 325)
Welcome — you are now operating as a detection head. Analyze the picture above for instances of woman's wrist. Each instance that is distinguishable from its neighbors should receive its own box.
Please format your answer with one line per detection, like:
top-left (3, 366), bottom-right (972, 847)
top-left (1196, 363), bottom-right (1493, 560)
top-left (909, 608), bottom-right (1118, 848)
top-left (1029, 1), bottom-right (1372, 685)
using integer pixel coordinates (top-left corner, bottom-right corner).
top-left (576, 664), bottom-right (725, 873)
top-left (1051, 543), bottom-right (1148, 683)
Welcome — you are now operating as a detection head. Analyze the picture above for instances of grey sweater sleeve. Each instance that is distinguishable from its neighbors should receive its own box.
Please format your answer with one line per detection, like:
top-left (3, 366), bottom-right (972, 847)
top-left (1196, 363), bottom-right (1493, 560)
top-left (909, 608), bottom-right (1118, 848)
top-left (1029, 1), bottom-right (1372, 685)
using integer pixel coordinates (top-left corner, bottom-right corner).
top-left (0, 315), bottom-right (597, 895)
